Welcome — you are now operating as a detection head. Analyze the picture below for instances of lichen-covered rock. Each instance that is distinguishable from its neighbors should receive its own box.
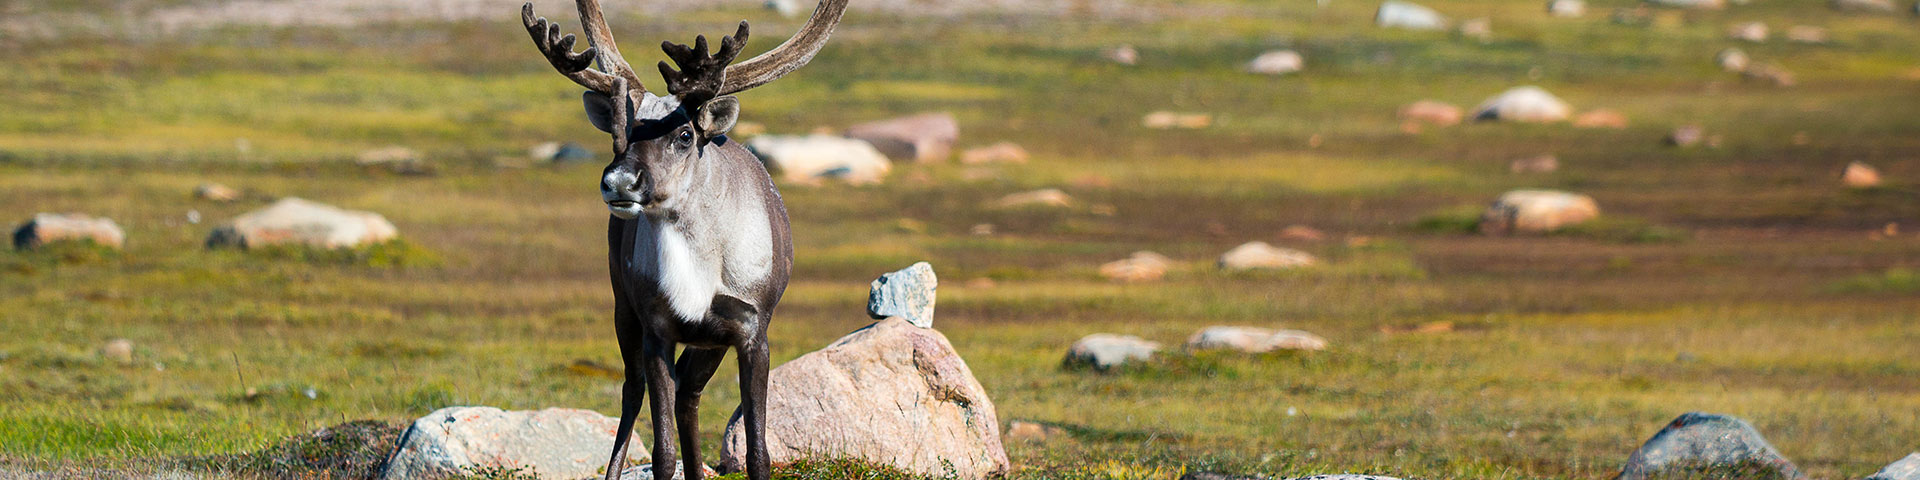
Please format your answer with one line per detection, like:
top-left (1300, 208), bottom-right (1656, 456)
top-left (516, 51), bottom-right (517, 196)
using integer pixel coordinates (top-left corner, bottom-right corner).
top-left (719, 318), bottom-right (1008, 479)
top-left (1473, 86), bottom-right (1571, 123)
top-left (207, 198), bottom-right (398, 249)
top-left (1184, 326), bottom-right (1328, 353)
top-left (12, 213), bottom-right (125, 250)
top-left (746, 134), bottom-right (892, 185)
top-left (1219, 241), bottom-right (1318, 270)
top-left (867, 262), bottom-right (937, 328)
top-left (843, 112), bottom-right (959, 164)
top-left (1478, 190), bottom-right (1599, 235)
top-left (1868, 453), bottom-right (1920, 480)
top-left (1616, 412), bottom-right (1805, 480)
top-left (1064, 334), bottom-right (1162, 370)
top-left (381, 406), bottom-right (628, 480)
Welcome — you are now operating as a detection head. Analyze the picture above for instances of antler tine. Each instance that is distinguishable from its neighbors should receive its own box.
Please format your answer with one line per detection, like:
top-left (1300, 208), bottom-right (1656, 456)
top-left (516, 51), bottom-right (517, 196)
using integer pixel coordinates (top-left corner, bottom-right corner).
top-left (659, 22), bottom-right (749, 108)
top-left (520, 1), bottom-right (646, 98)
top-left (719, 0), bottom-right (848, 96)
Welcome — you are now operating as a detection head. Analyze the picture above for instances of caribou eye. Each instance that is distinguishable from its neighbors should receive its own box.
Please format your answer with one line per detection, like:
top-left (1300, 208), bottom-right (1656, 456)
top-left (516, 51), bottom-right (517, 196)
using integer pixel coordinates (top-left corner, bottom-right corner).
top-left (676, 129), bottom-right (694, 146)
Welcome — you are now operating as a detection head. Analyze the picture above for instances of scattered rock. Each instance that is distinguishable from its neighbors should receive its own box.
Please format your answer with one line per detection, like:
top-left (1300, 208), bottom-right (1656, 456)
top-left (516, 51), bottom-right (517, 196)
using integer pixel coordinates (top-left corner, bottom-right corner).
top-left (381, 406), bottom-right (627, 480)
top-left (1743, 63), bottom-right (1798, 86)
top-left (1785, 25), bottom-right (1830, 44)
top-left (1279, 225), bottom-right (1329, 242)
top-left (731, 121), bottom-right (767, 138)
top-left (1004, 420), bottom-right (1070, 442)
top-left (1247, 50), bottom-right (1304, 75)
top-left (1666, 125), bottom-right (1706, 147)
top-left (1617, 412), bottom-right (1805, 480)
top-left (844, 112), bottom-right (960, 164)
top-left (1472, 86), bottom-right (1572, 123)
top-left (1843, 161), bottom-right (1883, 188)
top-left (1143, 111), bottom-right (1213, 129)
top-left (1376, 0), bottom-right (1448, 30)
top-left (1648, 0), bottom-right (1725, 9)
top-left (355, 146), bottom-right (432, 174)
top-left (13, 213), bottom-right (125, 250)
top-left (970, 223), bottom-right (995, 236)
top-left (1064, 333), bottom-right (1162, 370)
top-left (101, 339), bottom-right (134, 365)
top-left (1572, 109), bottom-right (1628, 129)
top-left (1399, 100), bottom-right (1464, 127)
top-left (1379, 321), bottom-right (1456, 334)
top-left (960, 142), bottom-right (1030, 165)
top-left (1099, 251), bottom-right (1173, 283)
top-left (1727, 21), bottom-right (1768, 42)
top-left (1510, 154), bottom-right (1561, 174)
top-left (1218, 241), bottom-right (1318, 270)
top-left (1717, 48), bottom-right (1751, 72)
top-left (206, 198), bottom-right (398, 250)
top-left (763, 0), bottom-right (802, 18)
top-left (615, 462), bottom-right (720, 480)
top-left (1479, 189), bottom-right (1600, 234)
top-left (195, 183), bottom-right (240, 202)
top-left (718, 318), bottom-right (1008, 480)
top-left (1833, 0), bottom-right (1898, 13)
top-left (1105, 44), bottom-right (1139, 65)
top-left (868, 262), bottom-right (937, 328)
top-left (1457, 17), bottom-right (1493, 41)
top-left (992, 188), bottom-right (1073, 209)
top-left (1867, 453), bottom-right (1920, 480)
top-left (1183, 326), bottom-right (1329, 353)
top-left (746, 134), bottom-right (891, 185)
top-left (1548, 0), bottom-right (1587, 17)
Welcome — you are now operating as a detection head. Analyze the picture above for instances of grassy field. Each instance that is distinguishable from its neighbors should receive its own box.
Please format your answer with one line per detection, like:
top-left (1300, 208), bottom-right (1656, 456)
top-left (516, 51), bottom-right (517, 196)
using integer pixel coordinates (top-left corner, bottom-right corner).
top-left (2, 0), bottom-right (1918, 478)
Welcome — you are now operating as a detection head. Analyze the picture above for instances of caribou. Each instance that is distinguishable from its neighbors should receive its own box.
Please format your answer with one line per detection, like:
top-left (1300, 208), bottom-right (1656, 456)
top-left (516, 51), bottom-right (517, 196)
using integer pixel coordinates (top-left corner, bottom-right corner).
top-left (518, 1), bottom-right (846, 479)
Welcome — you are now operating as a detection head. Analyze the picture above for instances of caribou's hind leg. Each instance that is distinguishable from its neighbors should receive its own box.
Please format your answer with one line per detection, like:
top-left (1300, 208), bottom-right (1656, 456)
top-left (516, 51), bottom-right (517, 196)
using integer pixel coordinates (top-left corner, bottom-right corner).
top-left (673, 347), bottom-right (727, 480)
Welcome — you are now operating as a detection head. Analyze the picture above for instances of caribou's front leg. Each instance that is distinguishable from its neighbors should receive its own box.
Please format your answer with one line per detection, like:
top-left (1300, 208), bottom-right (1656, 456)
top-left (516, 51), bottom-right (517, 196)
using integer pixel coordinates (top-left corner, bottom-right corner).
top-left (641, 333), bottom-right (680, 480)
top-left (673, 347), bottom-right (727, 480)
top-left (736, 333), bottom-right (773, 480)
top-left (603, 294), bottom-right (646, 480)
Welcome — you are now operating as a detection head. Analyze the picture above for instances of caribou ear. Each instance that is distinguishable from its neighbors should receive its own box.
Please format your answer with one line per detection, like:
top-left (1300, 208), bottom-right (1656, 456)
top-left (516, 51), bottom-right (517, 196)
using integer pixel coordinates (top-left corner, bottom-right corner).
top-left (582, 90), bottom-right (623, 134)
top-left (693, 95), bottom-right (740, 138)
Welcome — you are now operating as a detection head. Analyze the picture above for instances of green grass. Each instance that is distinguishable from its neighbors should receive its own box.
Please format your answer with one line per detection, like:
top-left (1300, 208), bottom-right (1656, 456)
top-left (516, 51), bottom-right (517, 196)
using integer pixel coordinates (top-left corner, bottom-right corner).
top-left (2, 0), bottom-right (1919, 479)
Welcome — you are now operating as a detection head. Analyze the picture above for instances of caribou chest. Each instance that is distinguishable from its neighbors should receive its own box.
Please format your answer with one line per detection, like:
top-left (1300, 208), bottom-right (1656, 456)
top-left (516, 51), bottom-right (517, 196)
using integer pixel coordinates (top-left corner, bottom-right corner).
top-left (626, 205), bottom-right (775, 323)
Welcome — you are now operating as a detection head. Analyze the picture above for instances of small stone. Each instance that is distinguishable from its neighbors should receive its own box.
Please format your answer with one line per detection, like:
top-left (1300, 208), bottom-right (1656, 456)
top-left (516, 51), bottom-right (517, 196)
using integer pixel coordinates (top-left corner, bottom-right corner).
top-left (1065, 333), bottom-right (1162, 370)
top-left (382, 406), bottom-right (631, 480)
top-left (965, 277), bottom-right (997, 289)
top-left (1617, 412), bottom-right (1805, 480)
top-left (1457, 17), bottom-right (1493, 41)
top-left (1099, 251), bottom-right (1172, 283)
top-left (1184, 326), bottom-right (1329, 353)
top-left (1510, 154), bottom-right (1560, 174)
top-left (746, 134), bottom-right (891, 185)
top-left (1472, 86), bottom-right (1572, 123)
top-left (1843, 162), bottom-right (1883, 188)
top-left (1247, 50), bottom-right (1304, 75)
top-left (1743, 63), bottom-right (1797, 86)
top-left (13, 213), bottom-right (125, 250)
top-left (1399, 100), bottom-right (1463, 127)
top-left (1279, 225), bottom-right (1328, 242)
top-left (1717, 48), bottom-right (1751, 72)
top-left (355, 146), bottom-right (431, 175)
top-left (1572, 109), bottom-right (1628, 129)
top-left (101, 339), bottom-right (134, 364)
top-left (1548, 0), bottom-right (1586, 17)
top-left (1005, 420), bottom-right (1054, 441)
top-left (1867, 453), bottom-right (1920, 480)
top-left (992, 188), bottom-right (1073, 209)
top-left (844, 112), bottom-right (960, 164)
top-left (1785, 25), bottom-right (1830, 44)
top-left (1728, 21), bottom-right (1768, 42)
top-left (867, 262), bottom-right (937, 328)
top-left (206, 198), bottom-right (398, 250)
top-left (1666, 125), bottom-right (1705, 147)
top-left (1832, 0), bottom-right (1898, 13)
top-left (1105, 44), bottom-right (1139, 65)
top-left (1479, 189), bottom-right (1600, 234)
top-left (195, 183), bottom-right (240, 202)
top-left (1376, 0), bottom-right (1448, 30)
top-left (1143, 111), bottom-right (1213, 129)
top-left (1218, 241), bottom-right (1318, 270)
top-left (960, 142), bottom-right (1030, 165)
top-left (970, 224), bottom-right (995, 236)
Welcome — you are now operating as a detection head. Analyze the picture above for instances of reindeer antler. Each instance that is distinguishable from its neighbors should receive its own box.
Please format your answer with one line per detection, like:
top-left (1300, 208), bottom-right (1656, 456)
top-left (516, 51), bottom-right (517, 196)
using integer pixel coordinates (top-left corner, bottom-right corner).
top-left (659, 22), bottom-right (749, 108)
top-left (522, 0), bottom-right (649, 153)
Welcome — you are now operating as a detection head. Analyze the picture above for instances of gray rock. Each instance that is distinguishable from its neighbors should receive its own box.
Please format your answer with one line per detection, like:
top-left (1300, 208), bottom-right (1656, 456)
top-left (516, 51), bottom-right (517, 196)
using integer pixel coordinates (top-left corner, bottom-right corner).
top-left (1184, 326), bottom-right (1328, 353)
top-left (1376, 0), bottom-right (1448, 29)
top-left (719, 318), bottom-right (1008, 479)
top-left (745, 134), bottom-right (891, 185)
top-left (1868, 453), bottom-right (1920, 480)
top-left (1717, 48), bottom-right (1750, 72)
top-left (868, 262), bottom-right (937, 328)
top-left (206, 198), bottom-right (398, 250)
top-left (381, 406), bottom-right (630, 480)
top-left (1473, 86), bottom-right (1572, 123)
top-left (1478, 190), bottom-right (1599, 234)
top-left (13, 213), bottom-right (125, 250)
top-left (1064, 334), bottom-right (1161, 370)
top-left (1219, 242), bottom-right (1318, 270)
top-left (1667, 125), bottom-right (1705, 147)
top-left (1616, 412), bottom-right (1805, 480)
top-left (844, 112), bottom-right (960, 164)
